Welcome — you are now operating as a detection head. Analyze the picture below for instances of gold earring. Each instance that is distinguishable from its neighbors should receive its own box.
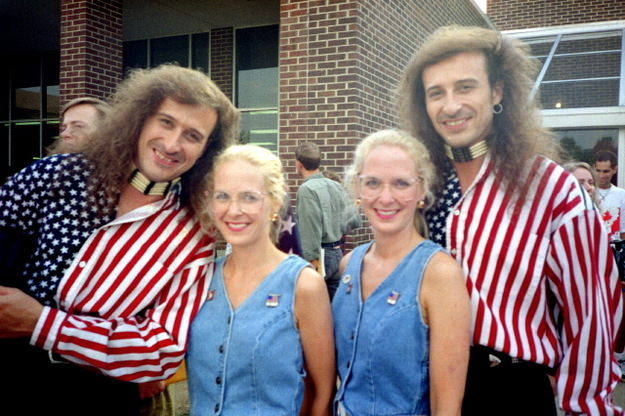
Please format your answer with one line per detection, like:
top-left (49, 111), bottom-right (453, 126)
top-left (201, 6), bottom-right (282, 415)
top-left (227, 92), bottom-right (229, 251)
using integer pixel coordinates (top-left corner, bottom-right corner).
top-left (355, 198), bottom-right (361, 206)
top-left (271, 212), bottom-right (279, 222)
top-left (417, 200), bottom-right (425, 209)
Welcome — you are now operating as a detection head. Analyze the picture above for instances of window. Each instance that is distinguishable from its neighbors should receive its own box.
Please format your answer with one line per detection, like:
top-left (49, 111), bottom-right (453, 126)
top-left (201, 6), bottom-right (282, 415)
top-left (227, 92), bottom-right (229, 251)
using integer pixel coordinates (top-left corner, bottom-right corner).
top-left (508, 22), bottom-right (625, 186)
top-left (522, 30), bottom-right (621, 109)
top-left (557, 128), bottom-right (619, 163)
top-left (235, 25), bottom-right (279, 152)
top-left (122, 33), bottom-right (210, 76)
top-left (0, 51), bottom-right (59, 179)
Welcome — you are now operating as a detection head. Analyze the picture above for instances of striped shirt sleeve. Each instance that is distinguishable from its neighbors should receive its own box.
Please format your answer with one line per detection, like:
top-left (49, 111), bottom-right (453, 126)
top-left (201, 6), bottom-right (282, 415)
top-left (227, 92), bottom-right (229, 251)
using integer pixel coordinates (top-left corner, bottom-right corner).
top-left (29, 206), bottom-right (215, 382)
top-left (546, 193), bottom-right (623, 415)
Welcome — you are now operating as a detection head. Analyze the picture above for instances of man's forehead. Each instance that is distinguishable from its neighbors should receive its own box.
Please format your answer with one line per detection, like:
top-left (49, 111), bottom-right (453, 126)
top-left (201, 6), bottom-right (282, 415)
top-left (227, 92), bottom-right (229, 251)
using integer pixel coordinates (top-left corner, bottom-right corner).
top-left (422, 51), bottom-right (489, 85)
top-left (595, 161), bottom-right (616, 168)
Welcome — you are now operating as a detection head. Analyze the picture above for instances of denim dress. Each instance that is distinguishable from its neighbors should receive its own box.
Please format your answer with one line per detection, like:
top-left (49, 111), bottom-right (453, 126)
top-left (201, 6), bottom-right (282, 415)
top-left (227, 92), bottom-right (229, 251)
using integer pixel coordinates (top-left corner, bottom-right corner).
top-left (187, 255), bottom-right (310, 416)
top-left (333, 240), bottom-right (442, 416)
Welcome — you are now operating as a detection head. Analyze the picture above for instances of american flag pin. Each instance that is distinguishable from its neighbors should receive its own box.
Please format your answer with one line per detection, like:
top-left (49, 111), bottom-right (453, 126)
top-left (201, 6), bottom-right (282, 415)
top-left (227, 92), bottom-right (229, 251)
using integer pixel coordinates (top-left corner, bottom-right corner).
top-left (207, 290), bottom-right (215, 301)
top-left (266, 294), bottom-right (280, 307)
top-left (342, 274), bottom-right (352, 284)
top-left (346, 284), bottom-right (353, 294)
top-left (387, 291), bottom-right (400, 305)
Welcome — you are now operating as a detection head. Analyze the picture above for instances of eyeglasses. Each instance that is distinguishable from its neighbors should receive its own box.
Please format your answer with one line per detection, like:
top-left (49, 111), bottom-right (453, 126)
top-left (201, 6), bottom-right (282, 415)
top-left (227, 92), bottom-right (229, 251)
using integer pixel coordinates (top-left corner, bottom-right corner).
top-left (357, 175), bottom-right (421, 201)
top-left (211, 190), bottom-right (266, 214)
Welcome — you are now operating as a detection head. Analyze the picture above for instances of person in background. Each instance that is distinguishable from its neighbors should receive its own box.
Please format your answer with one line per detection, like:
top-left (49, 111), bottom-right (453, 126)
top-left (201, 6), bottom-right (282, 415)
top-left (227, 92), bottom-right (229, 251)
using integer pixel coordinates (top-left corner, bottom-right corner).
top-left (0, 64), bottom-right (238, 415)
top-left (323, 169), bottom-right (362, 253)
top-left (333, 129), bottom-right (470, 416)
top-left (49, 96), bottom-right (111, 154)
top-left (399, 25), bottom-right (622, 415)
top-left (187, 144), bottom-right (335, 416)
top-left (295, 142), bottom-right (353, 299)
top-left (595, 150), bottom-right (625, 241)
top-left (563, 161), bottom-right (600, 207)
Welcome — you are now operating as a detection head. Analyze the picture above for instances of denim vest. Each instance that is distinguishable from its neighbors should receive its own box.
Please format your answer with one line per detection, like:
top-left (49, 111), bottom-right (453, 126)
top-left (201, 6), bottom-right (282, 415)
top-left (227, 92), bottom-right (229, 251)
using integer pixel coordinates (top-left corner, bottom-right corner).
top-left (187, 255), bottom-right (309, 416)
top-left (333, 240), bottom-right (442, 416)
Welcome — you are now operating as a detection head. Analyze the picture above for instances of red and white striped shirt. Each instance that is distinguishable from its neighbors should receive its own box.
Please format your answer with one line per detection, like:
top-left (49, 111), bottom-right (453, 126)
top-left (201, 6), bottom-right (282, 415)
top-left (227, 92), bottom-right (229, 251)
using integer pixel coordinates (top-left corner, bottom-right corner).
top-left (444, 155), bottom-right (622, 415)
top-left (31, 190), bottom-right (214, 382)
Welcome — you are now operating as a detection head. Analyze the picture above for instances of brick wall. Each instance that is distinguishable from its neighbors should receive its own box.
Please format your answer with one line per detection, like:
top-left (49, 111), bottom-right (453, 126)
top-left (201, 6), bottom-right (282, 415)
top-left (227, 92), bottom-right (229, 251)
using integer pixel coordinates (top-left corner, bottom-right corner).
top-left (278, 0), bottom-right (488, 247)
top-left (210, 28), bottom-right (234, 101)
top-left (60, 0), bottom-right (122, 106)
top-left (488, 0), bottom-right (625, 30)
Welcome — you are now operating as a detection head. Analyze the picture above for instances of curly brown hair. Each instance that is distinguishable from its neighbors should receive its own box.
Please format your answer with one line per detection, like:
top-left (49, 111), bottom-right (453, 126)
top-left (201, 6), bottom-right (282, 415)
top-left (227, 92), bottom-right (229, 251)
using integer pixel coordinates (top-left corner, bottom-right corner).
top-left (398, 25), bottom-right (560, 195)
top-left (77, 64), bottom-right (239, 218)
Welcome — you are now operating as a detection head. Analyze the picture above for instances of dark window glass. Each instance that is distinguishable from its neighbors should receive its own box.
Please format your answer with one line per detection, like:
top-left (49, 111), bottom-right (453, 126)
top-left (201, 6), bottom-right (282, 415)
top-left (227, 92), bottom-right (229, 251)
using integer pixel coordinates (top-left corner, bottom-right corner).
top-left (12, 55), bottom-right (41, 120)
top-left (0, 64), bottom-right (9, 121)
top-left (556, 128), bottom-right (619, 164)
top-left (0, 122), bottom-right (9, 181)
top-left (123, 40), bottom-right (148, 76)
top-left (11, 122), bottom-right (41, 173)
top-left (151, 35), bottom-right (188, 68)
top-left (236, 25), bottom-right (279, 108)
top-left (43, 51), bottom-right (60, 118)
top-left (192, 33), bottom-right (209, 73)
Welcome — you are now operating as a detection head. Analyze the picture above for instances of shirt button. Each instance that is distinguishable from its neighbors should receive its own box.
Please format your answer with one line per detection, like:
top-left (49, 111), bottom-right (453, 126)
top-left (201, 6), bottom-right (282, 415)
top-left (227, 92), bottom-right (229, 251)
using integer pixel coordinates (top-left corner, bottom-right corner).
top-left (78, 261), bottom-right (87, 268)
top-left (227, 316), bottom-right (231, 324)
top-left (215, 376), bottom-right (222, 384)
top-left (218, 345), bottom-right (224, 353)
top-left (453, 209), bottom-right (460, 216)
top-left (214, 403), bottom-right (220, 412)
top-left (346, 360), bottom-right (351, 368)
top-left (350, 332), bottom-right (355, 340)
top-left (451, 249), bottom-right (457, 256)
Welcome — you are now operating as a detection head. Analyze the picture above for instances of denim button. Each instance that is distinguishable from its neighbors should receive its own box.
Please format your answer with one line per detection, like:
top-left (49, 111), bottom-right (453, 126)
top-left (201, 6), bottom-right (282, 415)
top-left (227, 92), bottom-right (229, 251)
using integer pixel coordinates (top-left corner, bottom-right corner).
top-left (219, 345), bottom-right (224, 353)
top-left (216, 376), bottom-right (222, 384)
top-left (227, 316), bottom-right (231, 324)
top-left (214, 403), bottom-right (220, 412)
top-left (350, 332), bottom-right (355, 340)
top-left (346, 360), bottom-right (351, 368)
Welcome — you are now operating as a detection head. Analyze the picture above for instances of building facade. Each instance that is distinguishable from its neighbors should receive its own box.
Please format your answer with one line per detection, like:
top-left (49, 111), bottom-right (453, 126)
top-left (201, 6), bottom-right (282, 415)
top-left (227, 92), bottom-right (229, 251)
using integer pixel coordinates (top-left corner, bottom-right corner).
top-left (1, 0), bottom-right (488, 244)
top-left (488, 0), bottom-right (625, 184)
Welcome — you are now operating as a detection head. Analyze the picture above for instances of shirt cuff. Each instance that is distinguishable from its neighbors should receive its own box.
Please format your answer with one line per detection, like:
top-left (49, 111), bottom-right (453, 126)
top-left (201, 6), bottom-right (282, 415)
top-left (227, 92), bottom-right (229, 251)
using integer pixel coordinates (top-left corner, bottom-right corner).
top-left (30, 306), bottom-right (67, 351)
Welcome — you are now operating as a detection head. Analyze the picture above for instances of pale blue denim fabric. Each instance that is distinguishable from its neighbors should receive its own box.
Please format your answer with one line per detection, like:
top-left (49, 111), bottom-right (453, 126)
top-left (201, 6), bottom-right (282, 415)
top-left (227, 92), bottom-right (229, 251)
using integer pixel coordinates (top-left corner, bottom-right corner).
top-left (333, 240), bottom-right (442, 416)
top-left (187, 255), bottom-right (309, 416)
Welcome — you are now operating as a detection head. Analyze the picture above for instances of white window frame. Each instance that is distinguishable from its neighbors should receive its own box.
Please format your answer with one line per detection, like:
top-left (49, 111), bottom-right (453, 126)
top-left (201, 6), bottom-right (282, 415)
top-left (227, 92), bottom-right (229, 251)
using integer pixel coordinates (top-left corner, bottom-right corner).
top-left (506, 21), bottom-right (625, 184)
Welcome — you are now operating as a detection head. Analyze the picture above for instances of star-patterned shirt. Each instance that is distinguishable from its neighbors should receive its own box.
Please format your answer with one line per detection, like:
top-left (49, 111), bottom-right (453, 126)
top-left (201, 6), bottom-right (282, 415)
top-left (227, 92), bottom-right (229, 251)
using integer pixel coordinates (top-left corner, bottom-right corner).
top-left (1, 154), bottom-right (216, 381)
top-left (425, 170), bottom-right (461, 246)
top-left (0, 154), bottom-right (114, 306)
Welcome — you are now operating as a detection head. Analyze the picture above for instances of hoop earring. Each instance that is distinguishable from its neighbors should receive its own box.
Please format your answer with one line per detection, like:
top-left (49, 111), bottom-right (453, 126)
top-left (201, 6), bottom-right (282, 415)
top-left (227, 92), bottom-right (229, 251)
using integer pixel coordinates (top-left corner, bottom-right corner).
top-left (492, 103), bottom-right (503, 114)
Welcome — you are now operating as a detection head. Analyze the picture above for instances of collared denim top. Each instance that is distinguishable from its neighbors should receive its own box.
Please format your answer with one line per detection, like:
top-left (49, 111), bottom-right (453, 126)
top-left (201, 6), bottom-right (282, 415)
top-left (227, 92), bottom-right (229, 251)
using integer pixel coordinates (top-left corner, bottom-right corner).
top-left (333, 240), bottom-right (441, 416)
top-left (187, 255), bottom-right (309, 416)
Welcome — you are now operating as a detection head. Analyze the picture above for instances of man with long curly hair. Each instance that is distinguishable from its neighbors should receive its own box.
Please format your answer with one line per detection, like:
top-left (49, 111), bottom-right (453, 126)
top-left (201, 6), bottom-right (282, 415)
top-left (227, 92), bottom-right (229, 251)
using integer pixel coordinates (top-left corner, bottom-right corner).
top-left (399, 26), bottom-right (622, 415)
top-left (0, 64), bottom-right (238, 415)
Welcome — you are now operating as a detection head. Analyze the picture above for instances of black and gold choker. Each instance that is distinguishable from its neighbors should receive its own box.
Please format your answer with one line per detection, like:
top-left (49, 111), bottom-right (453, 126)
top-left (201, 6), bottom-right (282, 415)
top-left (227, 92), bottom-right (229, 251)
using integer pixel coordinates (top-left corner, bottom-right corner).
top-left (444, 140), bottom-right (489, 163)
top-left (129, 169), bottom-right (181, 196)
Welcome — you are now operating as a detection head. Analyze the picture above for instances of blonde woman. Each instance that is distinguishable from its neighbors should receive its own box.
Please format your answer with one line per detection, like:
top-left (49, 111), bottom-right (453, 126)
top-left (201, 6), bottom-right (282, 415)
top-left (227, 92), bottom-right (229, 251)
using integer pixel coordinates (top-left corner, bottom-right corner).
top-left (186, 144), bottom-right (335, 415)
top-left (563, 161), bottom-right (600, 207)
top-left (333, 129), bottom-right (470, 416)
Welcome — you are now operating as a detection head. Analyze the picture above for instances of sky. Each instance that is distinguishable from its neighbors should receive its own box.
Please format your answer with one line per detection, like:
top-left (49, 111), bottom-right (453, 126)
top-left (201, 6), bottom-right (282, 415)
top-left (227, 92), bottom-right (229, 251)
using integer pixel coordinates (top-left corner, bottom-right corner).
top-left (474, 0), bottom-right (487, 12)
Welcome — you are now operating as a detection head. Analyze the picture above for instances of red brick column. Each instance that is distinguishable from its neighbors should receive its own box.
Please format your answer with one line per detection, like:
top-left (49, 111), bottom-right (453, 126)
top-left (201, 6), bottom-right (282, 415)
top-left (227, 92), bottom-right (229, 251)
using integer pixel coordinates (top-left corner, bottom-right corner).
top-left (59, 0), bottom-right (122, 106)
top-left (210, 28), bottom-right (234, 101)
